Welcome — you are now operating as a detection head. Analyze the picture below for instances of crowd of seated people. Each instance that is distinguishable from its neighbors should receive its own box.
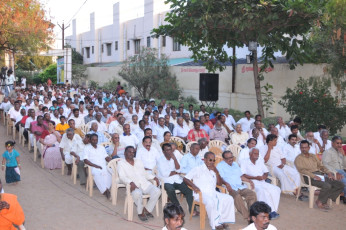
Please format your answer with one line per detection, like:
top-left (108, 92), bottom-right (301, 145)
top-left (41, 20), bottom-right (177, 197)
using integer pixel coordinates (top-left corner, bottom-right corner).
top-left (0, 82), bottom-right (345, 229)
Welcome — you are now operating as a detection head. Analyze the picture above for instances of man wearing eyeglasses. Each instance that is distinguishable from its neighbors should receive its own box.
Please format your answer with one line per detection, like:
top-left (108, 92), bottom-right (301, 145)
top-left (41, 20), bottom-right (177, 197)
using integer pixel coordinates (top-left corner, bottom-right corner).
top-left (217, 151), bottom-right (257, 221)
top-left (183, 152), bottom-right (235, 230)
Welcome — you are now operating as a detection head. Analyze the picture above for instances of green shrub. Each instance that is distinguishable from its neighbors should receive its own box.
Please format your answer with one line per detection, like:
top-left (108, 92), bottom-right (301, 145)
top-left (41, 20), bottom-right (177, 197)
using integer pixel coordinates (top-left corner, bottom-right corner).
top-left (279, 76), bottom-right (346, 135)
top-left (38, 63), bottom-right (57, 84)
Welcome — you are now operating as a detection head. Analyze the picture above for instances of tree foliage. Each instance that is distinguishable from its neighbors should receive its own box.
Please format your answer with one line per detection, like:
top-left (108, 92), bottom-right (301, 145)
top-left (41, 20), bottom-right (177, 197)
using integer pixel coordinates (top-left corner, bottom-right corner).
top-left (153, 0), bottom-right (325, 116)
top-left (279, 77), bottom-right (346, 135)
top-left (309, 0), bottom-right (346, 102)
top-left (119, 47), bottom-right (181, 99)
top-left (0, 0), bottom-right (53, 54)
top-left (16, 55), bottom-right (52, 71)
top-left (38, 63), bottom-right (57, 84)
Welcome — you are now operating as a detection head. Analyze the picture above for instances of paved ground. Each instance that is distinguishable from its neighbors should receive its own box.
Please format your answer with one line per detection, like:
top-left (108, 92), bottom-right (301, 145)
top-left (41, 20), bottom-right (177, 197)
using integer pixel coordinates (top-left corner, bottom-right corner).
top-left (0, 123), bottom-right (345, 230)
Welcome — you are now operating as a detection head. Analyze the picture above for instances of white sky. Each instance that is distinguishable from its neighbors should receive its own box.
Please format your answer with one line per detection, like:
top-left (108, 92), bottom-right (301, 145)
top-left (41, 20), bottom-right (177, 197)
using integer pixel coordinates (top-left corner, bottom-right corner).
top-left (41, 0), bottom-right (147, 49)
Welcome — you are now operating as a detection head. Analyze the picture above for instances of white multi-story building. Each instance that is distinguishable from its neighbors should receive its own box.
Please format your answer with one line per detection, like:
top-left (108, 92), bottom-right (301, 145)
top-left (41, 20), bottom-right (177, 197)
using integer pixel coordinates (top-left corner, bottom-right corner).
top-left (66, 0), bottom-right (194, 65)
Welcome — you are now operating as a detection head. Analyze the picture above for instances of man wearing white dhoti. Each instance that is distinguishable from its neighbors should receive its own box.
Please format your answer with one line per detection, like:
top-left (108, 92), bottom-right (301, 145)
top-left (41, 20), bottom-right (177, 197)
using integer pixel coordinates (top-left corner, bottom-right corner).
top-left (59, 128), bottom-right (82, 175)
top-left (260, 134), bottom-right (300, 195)
top-left (184, 152), bottom-right (235, 230)
top-left (241, 148), bottom-right (281, 220)
top-left (117, 146), bottom-right (161, 222)
top-left (83, 134), bottom-right (112, 199)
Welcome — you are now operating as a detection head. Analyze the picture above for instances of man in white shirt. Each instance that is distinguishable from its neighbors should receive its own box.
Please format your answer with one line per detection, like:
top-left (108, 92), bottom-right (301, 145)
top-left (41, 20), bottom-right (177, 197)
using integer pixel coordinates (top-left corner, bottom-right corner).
top-left (275, 116), bottom-right (290, 141)
top-left (241, 148), bottom-right (281, 220)
top-left (237, 111), bottom-right (255, 133)
top-left (137, 128), bottom-right (162, 154)
top-left (198, 138), bottom-right (209, 158)
top-left (184, 152), bottom-right (235, 230)
top-left (59, 128), bottom-right (83, 175)
top-left (173, 117), bottom-right (190, 142)
top-left (158, 143), bottom-right (194, 215)
top-left (153, 117), bottom-right (170, 143)
top-left (269, 127), bottom-right (285, 150)
top-left (9, 101), bottom-right (21, 122)
top-left (282, 134), bottom-right (300, 163)
top-left (89, 113), bottom-right (107, 132)
top-left (136, 136), bottom-right (161, 173)
top-left (68, 108), bottom-right (85, 128)
top-left (83, 134), bottom-right (112, 199)
top-left (170, 111), bottom-right (178, 126)
top-left (117, 146), bottom-right (161, 222)
top-left (260, 134), bottom-right (300, 195)
top-left (120, 124), bottom-right (139, 148)
top-left (128, 114), bottom-right (139, 132)
top-left (133, 120), bottom-right (145, 141)
top-left (231, 124), bottom-right (249, 147)
top-left (4, 69), bottom-right (16, 97)
top-left (108, 116), bottom-right (125, 134)
top-left (243, 201), bottom-right (277, 230)
top-left (183, 113), bottom-right (194, 130)
top-left (305, 131), bottom-right (321, 155)
top-left (223, 108), bottom-right (236, 130)
top-left (318, 129), bottom-right (332, 153)
top-left (70, 134), bottom-right (91, 185)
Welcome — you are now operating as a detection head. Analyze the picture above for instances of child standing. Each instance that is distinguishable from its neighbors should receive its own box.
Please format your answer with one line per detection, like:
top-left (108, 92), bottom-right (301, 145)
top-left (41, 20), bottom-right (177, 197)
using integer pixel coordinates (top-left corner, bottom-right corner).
top-left (2, 141), bottom-right (21, 184)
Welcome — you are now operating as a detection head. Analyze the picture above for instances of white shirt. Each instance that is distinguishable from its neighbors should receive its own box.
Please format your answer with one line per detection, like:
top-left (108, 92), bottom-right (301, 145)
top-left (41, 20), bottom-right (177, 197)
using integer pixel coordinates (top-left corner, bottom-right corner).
top-left (157, 155), bottom-right (182, 184)
top-left (225, 114), bottom-right (236, 130)
top-left (259, 145), bottom-right (286, 168)
top-left (198, 147), bottom-right (209, 159)
top-left (128, 121), bottom-right (139, 132)
top-left (243, 223), bottom-right (277, 230)
top-left (153, 125), bottom-right (170, 143)
top-left (69, 115), bottom-right (85, 128)
top-left (133, 127), bottom-right (145, 142)
top-left (9, 108), bottom-right (21, 121)
top-left (135, 147), bottom-right (161, 170)
top-left (173, 124), bottom-right (190, 138)
top-left (241, 158), bottom-right (269, 178)
top-left (318, 139), bottom-right (332, 151)
top-left (173, 150), bottom-right (184, 163)
top-left (184, 120), bottom-right (194, 129)
top-left (25, 116), bottom-right (36, 129)
top-left (275, 124), bottom-right (291, 140)
top-left (83, 144), bottom-right (108, 170)
top-left (71, 141), bottom-right (89, 160)
top-left (89, 120), bottom-right (107, 132)
top-left (117, 158), bottom-right (155, 191)
top-left (108, 121), bottom-right (123, 134)
top-left (282, 143), bottom-right (300, 163)
top-left (59, 133), bottom-right (83, 154)
top-left (120, 134), bottom-right (139, 148)
top-left (170, 117), bottom-right (178, 126)
top-left (185, 164), bottom-right (217, 196)
top-left (237, 117), bottom-right (255, 132)
top-left (5, 74), bottom-right (15, 85)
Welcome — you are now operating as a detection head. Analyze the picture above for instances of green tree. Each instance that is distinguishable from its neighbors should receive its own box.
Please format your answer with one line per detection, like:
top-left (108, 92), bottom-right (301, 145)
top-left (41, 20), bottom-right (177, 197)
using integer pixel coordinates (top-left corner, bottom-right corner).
top-left (153, 0), bottom-right (325, 117)
top-left (309, 0), bottom-right (346, 102)
top-left (38, 63), bottom-right (57, 84)
top-left (16, 55), bottom-right (53, 71)
top-left (119, 47), bottom-right (181, 99)
top-left (279, 77), bottom-right (346, 135)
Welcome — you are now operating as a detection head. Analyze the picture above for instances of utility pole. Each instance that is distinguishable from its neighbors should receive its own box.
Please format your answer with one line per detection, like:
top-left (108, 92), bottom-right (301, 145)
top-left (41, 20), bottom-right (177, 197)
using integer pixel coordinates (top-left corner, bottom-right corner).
top-left (58, 21), bottom-right (70, 49)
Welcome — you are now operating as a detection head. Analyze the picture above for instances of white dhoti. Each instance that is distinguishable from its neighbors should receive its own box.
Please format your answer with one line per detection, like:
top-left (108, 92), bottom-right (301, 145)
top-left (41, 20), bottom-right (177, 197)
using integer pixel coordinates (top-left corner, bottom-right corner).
top-left (196, 192), bottom-right (235, 229)
top-left (64, 152), bottom-right (73, 164)
top-left (273, 165), bottom-right (300, 194)
top-left (91, 167), bottom-right (112, 193)
top-left (29, 133), bottom-right (34, 147)
top-left (253, 180), bottom-right (281, 212)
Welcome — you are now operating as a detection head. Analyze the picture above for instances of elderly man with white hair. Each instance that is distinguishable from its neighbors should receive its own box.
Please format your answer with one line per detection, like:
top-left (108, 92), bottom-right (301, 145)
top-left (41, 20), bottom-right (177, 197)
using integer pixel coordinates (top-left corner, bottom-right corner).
top-left (241, 147), bottom-right (281, 220)
top-left (59, 128), bottom-right (83, 175)
top-left (231, 124), bottom-right (249, 147)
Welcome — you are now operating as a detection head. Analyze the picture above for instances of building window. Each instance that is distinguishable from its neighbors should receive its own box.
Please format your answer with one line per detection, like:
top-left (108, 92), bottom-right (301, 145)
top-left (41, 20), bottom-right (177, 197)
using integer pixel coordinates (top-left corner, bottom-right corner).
top-left (134, 39), bottom-right (140, 54)
top-left (127, 41), bottom-right (130, 50)
top-left (115, 41), bottom-right (118, 50)
top-left (86, 47), bottom-right (90, 58)
top-left (147, 36), bottom-right (151, 47)
top-left (82, 48), bottom-right (84, 56)
top-left (101, 44), bottom-right (104, 53)
top-left (92, 46), bottom-right (94, 54)
top-left (173, 38), bottom-right (181, 51)
top-left (162, 36), bottom-right (166, 47)
top-left (106, 43), bottom-right (112, 56)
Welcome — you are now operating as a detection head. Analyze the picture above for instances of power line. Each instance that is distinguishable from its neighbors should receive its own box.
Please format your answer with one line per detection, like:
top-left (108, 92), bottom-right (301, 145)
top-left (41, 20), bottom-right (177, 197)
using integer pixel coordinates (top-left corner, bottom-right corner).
top-left (66, 0), bottom-right (90, 25)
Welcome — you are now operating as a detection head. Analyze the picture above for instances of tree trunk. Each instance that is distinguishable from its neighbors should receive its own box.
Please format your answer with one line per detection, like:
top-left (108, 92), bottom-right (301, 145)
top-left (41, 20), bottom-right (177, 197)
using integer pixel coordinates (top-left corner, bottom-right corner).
top-left (252, 50), bottom-right (264, 117)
